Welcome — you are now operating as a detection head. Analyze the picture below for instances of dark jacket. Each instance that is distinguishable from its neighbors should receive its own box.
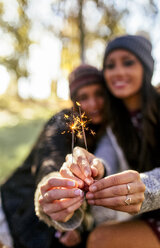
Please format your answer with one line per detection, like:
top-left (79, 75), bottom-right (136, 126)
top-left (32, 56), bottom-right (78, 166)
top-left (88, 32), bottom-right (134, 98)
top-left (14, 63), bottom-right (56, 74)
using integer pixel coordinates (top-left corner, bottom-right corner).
top-left (0, 109), bottom-right (105, 248)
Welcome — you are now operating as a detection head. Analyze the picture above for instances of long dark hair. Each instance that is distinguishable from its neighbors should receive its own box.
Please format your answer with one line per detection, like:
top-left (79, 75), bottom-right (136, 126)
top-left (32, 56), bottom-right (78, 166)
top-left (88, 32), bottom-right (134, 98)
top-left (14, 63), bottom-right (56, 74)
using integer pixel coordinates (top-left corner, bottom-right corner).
top-left (104, 65), bottom-right (160, 172)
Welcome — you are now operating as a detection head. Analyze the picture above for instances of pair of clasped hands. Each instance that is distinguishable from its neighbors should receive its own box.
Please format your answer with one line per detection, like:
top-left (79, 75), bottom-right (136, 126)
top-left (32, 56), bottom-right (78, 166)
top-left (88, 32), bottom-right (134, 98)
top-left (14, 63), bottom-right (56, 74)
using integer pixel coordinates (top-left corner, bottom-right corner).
top-left (39, 146), bottom-right (145, 246)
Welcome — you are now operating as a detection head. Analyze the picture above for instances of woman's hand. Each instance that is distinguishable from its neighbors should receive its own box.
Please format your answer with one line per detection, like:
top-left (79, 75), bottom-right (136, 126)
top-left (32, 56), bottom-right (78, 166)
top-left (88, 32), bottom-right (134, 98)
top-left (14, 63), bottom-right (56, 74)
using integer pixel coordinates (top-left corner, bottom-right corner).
top-left (86, 170), bottom-right (146, 214)
top-left (39, 177), bottom-right (84, 222)
top-left (60, 147), bottom-right (105, 188)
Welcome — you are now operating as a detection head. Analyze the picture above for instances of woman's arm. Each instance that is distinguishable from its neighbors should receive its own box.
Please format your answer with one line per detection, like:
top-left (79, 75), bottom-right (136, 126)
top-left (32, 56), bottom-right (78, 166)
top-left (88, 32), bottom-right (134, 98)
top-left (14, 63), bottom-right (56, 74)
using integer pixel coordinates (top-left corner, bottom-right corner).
top-left (139, 168), bottom-right (160, 213)
top-left (35, 172), bottom-right (85, 232)
top-left (33, 111), bottom-right (85, 231)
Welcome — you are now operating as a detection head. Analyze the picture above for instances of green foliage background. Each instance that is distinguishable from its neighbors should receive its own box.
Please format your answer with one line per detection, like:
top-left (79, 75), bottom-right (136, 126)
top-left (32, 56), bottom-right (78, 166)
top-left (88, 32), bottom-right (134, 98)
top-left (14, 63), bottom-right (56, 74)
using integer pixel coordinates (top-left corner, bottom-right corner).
top-left (0, 95), bottom-right (70, 183)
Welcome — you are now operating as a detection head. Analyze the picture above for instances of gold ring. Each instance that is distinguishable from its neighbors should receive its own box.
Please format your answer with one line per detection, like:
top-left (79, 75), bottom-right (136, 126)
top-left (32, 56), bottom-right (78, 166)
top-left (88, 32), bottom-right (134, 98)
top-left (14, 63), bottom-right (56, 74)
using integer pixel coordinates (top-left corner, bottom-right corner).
top-left (126, 184), bottom-right (131, 194)
top-left (125, 196), bottom-right (131, 205)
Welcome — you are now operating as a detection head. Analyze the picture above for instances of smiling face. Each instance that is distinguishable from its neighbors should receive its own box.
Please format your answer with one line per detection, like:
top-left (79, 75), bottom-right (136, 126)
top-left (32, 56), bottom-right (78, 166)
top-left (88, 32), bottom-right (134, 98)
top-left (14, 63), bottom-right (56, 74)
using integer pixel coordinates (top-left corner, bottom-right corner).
top-left (75, 84), bottom-right (105, 124)
top-left (103, 49), bottom-right (144, 110)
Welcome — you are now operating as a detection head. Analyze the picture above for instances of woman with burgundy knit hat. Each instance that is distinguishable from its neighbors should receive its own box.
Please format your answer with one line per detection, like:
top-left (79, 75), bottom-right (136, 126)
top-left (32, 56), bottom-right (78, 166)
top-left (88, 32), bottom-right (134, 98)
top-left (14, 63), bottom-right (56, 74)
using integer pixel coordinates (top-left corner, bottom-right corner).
top-left (0, 64), bottom-right (108, 248)
top-left (60, 35), bottom-right (160, 248)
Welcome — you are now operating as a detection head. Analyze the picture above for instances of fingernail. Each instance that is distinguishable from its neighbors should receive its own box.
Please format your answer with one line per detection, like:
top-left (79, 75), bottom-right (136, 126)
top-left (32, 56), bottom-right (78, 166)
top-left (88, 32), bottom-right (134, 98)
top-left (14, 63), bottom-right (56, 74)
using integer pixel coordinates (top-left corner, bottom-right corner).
top-left (85, 178), bottom-right (92, 185)
top-left (67, 180), bottom-right (75, 187)
top-left (44, 193), bottom-right (49, 198)
top-left (55, 231), bottom-right (62, 238)
top-left (39, 196), bottom-right (43, 202)
top-left (84, 170), bottom-right (90, 177)
top-left (90, 185), bottom-right (97, 192)
top-left (86, 193), bottom-right (94, 199)
top-left (74, 189), bottom-right (84, 196)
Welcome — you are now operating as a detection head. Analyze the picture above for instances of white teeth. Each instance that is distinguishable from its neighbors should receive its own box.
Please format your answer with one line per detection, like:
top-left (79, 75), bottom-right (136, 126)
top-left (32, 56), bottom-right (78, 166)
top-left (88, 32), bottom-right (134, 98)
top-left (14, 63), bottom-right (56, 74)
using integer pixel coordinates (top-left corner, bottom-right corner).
top-left (114, 81), bottom-right (127, 86)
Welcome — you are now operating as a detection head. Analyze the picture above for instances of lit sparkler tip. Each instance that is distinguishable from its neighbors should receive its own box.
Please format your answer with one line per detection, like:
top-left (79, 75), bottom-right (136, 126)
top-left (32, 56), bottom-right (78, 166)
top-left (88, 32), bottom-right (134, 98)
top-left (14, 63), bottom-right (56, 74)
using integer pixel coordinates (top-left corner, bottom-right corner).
top-left (81, 112), bottom-right (86, 118)
top-left (76, 101), bottom-right (81, 106)
top-left (64, 114), bottom-right (69, 119)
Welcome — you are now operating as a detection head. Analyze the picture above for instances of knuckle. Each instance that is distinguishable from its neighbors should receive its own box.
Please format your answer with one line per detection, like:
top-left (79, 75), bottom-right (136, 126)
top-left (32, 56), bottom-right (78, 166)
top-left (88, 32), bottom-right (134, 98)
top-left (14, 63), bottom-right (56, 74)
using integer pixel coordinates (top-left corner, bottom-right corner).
top-left (137, 181), bottom-right (146, 193)
top-left (139, 193), bottom-right (145, 203)
top-left (112, 186), bottom-right (119, 196)
top-left (66, 154), bottom-right (70, 161)
top-left (43, 206), bottom-right (48, 214)
top-left (93, 158), bottom-right (99, 166)
top-left (114, 186), bottom-right (122, 196)
top-left (131, 205), bottom-right (141, 214)
top-left (74, 146), bottom-right (79, 152)
top-left (112, 197), bottom-right (121, 206)
top-left (141, 183), bottom-right (146, 192)
top-left (66, 207), bottom-right (72, 214)
top-left (77, 156), bottom-right (83, 165)
top-left (99, 179), bottom-right (106, 190)
top-left (111, 175), bottom-right (119, 185)
top-left (59, 168), bottom-right (65, 175)
top-left (70, 163), bottom-right (76, 171)
top-left (51, 213), bottom-right (61, 221)
top-left (60, 165), bottom-right (66, 174)
top-left (74, 147), bottom-right (81, 156)
top-left (58, 201), bottom-right (65, 209)
top-left (44, 192), bottom-right (50, 202)
top-left (132, 170), bottom-right (140, 180)
top-left (48, 178), bottom-right (54, 187)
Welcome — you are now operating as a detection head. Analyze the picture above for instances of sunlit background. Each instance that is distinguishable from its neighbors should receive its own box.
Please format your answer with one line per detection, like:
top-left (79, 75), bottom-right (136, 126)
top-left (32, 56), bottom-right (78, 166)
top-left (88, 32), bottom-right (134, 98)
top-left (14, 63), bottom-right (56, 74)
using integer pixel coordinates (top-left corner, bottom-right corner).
top-left (0, 0), bottom-right (160, 181)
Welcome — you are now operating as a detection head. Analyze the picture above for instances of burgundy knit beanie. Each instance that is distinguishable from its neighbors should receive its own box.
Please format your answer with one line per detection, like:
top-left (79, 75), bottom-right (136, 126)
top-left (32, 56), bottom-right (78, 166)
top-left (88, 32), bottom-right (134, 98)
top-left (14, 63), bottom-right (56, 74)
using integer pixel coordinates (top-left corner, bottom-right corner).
top-left (69, 64), bottom-right (104, 99)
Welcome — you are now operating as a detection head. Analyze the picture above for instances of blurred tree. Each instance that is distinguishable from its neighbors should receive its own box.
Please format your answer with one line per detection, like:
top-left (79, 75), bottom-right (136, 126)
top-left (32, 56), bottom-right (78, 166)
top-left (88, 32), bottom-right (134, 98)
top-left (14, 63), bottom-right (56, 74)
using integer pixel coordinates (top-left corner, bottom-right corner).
top-left (49, 0), bottom-right (159, 74)
top-left (0, 0), bottom-right (159, 98)
top-left (0, 0), bottom-right (31, 97)
top-left (50, 0), bottom-right (127, 73)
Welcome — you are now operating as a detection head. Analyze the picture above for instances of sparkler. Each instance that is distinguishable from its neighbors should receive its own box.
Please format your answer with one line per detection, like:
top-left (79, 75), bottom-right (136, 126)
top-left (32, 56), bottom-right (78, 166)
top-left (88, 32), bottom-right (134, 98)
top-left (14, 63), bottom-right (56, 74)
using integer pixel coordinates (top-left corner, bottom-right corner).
top-left (62, 104), bottom-right (96, 192)
top-left (76, 102), bottom-right (88, 151)
top-left (62, 102), bottom-right (95, 154)
top-left (71, 107), bottom-right (75, 160)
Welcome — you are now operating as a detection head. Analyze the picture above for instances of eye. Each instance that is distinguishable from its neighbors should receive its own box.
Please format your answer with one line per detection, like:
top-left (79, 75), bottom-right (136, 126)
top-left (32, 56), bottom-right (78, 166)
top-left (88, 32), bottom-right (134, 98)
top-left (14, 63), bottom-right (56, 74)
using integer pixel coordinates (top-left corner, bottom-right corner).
top-left (104, 63), bottom-right (115, 70)
top-left (77, 94), bottom-right (88, 102)
top-left (123, 60), bottom-right (135, 66)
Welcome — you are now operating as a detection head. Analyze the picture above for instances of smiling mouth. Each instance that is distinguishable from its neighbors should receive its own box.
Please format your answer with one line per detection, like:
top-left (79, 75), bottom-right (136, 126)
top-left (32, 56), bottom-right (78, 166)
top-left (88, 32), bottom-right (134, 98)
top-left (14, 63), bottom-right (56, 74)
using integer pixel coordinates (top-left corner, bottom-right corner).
top-left (112, 81), bottom-right (128, 88)
top-left (89, 111), bottom-right (101, 118)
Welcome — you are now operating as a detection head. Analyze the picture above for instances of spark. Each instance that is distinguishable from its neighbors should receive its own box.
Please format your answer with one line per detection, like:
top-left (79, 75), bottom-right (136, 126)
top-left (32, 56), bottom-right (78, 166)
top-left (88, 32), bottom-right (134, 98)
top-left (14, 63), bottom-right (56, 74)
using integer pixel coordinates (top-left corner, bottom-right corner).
top-left (61, 103), bottom-right (96, 153)
top-left (76, 101), bottom-right (88, 151)
top-left (64, 114), bottom-right (69, 119)
top-left (90, 130), bottom-right (96, 136)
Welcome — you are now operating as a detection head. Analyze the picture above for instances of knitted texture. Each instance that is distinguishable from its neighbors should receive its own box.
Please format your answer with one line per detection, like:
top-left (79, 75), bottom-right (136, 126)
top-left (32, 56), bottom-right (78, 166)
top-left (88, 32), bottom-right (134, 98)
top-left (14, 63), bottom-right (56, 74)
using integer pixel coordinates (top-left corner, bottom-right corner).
top-left (34, 171), bottom-right (85, 232)
top-left (69, 64), bottom-right (104, 99)
top-left (103, 35), bottom-right (154, 81)
top-left (140, 168), bottom-right (160, 214)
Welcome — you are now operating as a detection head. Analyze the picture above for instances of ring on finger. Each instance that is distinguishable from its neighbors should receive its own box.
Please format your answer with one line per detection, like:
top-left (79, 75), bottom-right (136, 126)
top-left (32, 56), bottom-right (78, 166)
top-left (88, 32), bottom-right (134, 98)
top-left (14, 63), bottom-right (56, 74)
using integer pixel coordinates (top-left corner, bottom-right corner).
top-left (125, 195), bottom-right (132, 205)
top-left (126, 183), bottom-right (131, 194)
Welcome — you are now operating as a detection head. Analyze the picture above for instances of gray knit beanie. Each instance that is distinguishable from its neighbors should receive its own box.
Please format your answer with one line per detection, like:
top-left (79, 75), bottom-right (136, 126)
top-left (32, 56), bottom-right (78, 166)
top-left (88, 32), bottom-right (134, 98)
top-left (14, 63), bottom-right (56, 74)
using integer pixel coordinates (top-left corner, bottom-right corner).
top-left (103, 35), bottom-right (154, 82)
top-left (69, 64), bottom-right (104, 99)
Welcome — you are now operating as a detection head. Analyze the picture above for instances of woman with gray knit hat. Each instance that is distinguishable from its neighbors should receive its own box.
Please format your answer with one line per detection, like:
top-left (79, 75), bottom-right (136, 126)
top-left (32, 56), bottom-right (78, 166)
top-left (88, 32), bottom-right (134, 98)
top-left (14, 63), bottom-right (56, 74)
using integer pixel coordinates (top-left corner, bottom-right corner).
top-left (0, 64), bottom-right (108, 248)
top-left (81, 34), bottom-right (160, 248)
top-left (61, 35), bottom-right (160, 248)
top-left (86, 35), bottom-right (160, 247)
